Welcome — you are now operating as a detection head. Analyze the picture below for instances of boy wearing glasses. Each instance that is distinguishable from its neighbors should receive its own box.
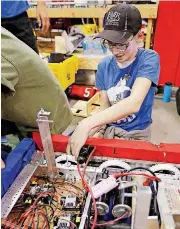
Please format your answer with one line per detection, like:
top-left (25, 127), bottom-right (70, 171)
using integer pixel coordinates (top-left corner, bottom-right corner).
top-left (67, 4), bottom-right (160, 159)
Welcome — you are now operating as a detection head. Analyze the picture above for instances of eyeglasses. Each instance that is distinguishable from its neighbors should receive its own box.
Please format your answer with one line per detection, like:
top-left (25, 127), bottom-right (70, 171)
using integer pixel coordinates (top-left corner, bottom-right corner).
top-left (101, 39), bottom-right (131, 52)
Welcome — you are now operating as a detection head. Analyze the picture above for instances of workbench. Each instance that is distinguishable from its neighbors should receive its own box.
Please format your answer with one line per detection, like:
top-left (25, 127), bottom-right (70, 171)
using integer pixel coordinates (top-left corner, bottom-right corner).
top-left (38, 41), bottom-right (105, 70)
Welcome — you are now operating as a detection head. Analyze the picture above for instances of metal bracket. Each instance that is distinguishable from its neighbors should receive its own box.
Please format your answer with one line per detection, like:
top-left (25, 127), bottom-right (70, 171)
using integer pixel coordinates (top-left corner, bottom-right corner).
top-left (37, 108), bottom-right (57, 181)
top-left (131, 186), bottom-right (152, 229)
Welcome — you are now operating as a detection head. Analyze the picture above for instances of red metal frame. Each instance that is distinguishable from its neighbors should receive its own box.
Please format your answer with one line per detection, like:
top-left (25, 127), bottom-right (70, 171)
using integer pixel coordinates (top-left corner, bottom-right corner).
top-left (154, 1), bottom-right (180, 86)
top-left (33, 132), bottom-right (180, 164)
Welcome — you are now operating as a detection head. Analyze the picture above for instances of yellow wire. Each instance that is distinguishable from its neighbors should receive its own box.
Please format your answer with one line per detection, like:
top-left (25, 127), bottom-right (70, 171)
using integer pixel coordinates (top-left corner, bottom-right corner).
top-left (59, 218), bottom-right (77, 228)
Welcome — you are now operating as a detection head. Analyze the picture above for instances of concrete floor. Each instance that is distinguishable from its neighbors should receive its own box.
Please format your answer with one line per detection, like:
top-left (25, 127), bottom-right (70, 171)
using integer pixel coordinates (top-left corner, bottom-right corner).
top-left (151, 99), bottom-right (180, 144)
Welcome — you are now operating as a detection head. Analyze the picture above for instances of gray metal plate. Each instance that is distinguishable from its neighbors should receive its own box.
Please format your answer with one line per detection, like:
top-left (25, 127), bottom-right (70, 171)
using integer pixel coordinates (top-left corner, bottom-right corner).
top-left (1, 163), bottom-right (38, 218)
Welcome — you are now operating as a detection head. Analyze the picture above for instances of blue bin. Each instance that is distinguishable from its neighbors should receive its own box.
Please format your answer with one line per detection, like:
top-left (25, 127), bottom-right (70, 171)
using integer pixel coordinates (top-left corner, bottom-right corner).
top-left (1, 138), bottom-right (36, 198)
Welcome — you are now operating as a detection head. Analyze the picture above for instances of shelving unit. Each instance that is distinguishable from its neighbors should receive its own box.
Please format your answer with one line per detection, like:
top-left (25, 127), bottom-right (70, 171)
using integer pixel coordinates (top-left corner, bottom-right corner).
top-left (28, 4), bottom-right (158, 70)
top-left (28, 4), bottom-right (158, 49)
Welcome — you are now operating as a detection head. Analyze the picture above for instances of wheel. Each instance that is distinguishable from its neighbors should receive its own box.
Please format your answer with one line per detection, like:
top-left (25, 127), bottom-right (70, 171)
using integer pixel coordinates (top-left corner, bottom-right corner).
top-left (176, 88), bottom-right (180, 115)
top-left (98, 160), bottom-right (131, 172)
top-left (150, 163), bottom-right (180, 176)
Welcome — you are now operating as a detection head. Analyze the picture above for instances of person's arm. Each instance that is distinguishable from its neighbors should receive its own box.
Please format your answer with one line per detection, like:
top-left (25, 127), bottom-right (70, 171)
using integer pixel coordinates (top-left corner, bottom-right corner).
top-left (88, 90), bottom-right (110, 137)
top-left (68, 77), bottom-right (151, 159)
top-left (88, 59), bottom-right (110, 137)
top-left (37, 0), bottom-right (50, 33)
top-left (67, 51), bottom-right (160, 159)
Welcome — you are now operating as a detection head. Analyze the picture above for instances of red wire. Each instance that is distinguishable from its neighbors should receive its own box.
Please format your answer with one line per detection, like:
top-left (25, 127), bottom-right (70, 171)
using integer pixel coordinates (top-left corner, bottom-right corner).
top-left (77, 164), bottom-right (97, 229)
top-left (2, 218), bottom-right (7, 229)
top-left (79, 146), bottom-right (97, 191)
top-left (82, 147), bottom-right (97, 178)
top-left (92, 211), bottom-right (129, 226)
top-left (20, 206), bottom-right (34, 221)
top-left (76, 146), bottom-right (97, 229)
top-left (33, 192), bottom-right (59, 206)
top-left (21, 208), bottom-right (49, 229)
top-left (2, 218), bottom-right (21, 229)
top-left (77, 147), bottom-right (161, 228)
top-left (2, 218), bottom-right (17, 229)
top-left (114, 172), bottom-right (161, 182)
top-left (55, 186), bottom-right (80, 196)
top-left (37, 211), bottom-right (49, 229)
top-left (19, 191), bottom-right (58, 229)
top-left (25, 212), bottom-right (36, 229)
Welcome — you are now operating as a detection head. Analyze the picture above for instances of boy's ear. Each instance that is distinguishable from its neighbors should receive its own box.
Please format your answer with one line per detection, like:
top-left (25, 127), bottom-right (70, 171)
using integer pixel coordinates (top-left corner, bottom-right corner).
top-left (134, 30), bottom-right (142, 41)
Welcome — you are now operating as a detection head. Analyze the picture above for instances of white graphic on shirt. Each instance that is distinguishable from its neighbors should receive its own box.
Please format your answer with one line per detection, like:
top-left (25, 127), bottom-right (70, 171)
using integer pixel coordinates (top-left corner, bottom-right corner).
top-left (107, 77), bottom-right (136, 125)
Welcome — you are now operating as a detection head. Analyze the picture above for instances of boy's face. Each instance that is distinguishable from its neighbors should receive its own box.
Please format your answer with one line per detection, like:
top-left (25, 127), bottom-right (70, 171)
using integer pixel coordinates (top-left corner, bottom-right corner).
top-left (103, 35), bottom-right (136, 63)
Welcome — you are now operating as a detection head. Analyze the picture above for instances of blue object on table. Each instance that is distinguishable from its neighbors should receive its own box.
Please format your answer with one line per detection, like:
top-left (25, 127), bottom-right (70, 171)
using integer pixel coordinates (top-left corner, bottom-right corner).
top-left (1, 136), bottom-right (7, 144)
top-left (1, 138), bottom-right (36, 198)
top-left (163, 82), bottom-right (172, 103)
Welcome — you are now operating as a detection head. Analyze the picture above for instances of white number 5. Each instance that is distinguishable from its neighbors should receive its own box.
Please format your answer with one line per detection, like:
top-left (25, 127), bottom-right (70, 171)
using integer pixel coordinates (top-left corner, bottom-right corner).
top-left (84, 88), bottom-right (91, 97)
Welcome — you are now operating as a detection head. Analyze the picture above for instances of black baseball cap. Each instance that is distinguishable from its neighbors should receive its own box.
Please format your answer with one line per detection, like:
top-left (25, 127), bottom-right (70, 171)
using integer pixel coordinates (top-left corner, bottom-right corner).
top-left (95, 3), bottom-right (142, 43)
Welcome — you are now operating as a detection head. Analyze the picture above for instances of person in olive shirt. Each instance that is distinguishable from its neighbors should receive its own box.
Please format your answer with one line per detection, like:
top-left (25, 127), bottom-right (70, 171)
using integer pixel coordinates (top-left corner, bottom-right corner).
top-left (1, 27), bottom-right (73, 135)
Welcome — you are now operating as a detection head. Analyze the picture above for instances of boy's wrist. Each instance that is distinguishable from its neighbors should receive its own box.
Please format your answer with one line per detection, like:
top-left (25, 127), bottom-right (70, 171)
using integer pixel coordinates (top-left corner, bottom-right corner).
top-left (80, 118), bottom-right (96, 132)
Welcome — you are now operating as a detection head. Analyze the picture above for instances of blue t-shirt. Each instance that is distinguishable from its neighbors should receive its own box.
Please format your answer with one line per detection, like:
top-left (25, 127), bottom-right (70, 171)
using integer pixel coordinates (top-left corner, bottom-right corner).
top-left (1, 1), bottom-right (30, 18)
top-left (96, 48), bottom-right (160, 131)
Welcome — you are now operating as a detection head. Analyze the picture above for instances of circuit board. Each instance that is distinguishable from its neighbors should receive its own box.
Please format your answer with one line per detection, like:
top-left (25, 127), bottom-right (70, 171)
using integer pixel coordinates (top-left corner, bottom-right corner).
top-left (1, 152), bottom-right (180, 229)
top-left (1, 165), bottom-right (96, 229)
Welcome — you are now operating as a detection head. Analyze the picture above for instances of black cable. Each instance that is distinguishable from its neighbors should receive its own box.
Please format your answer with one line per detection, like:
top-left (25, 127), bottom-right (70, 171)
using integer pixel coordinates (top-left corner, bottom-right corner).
top-left (127, 167), bottom-right (159, 191)
top-left (127, 167), bottom-right (161, 226)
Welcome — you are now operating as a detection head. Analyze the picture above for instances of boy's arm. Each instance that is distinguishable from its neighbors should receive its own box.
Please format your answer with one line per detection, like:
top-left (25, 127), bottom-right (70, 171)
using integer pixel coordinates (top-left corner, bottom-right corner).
top-left (68, 77), bottom-right (152, 159)
top-left (88, 90), bottom-right (110, 137)
top-left (67, 51), bottom-right (160, 158)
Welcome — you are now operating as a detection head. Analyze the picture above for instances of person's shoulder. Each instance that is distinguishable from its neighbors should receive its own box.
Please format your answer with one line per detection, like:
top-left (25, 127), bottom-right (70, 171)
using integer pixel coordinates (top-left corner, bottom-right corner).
top-left (98, 55), bottom-right (114, 67)
top-left (143, 48), bottom-right (159, 57)
top-left (138, 48), bottom-right (160, 60)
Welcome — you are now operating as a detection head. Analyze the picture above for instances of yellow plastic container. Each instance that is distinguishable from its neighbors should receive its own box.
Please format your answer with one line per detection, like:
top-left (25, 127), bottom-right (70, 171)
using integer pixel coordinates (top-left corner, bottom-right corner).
top-left (73, 24), bottom-right (97, 35)
top-left (48, 55), bottom-right (78, 91)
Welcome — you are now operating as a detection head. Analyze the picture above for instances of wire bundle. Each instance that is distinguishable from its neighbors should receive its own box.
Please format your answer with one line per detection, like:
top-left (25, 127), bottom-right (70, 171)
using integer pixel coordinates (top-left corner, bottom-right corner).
top-left (77, 147), bottom-right (161, 229)
top-left (2, 173), bottom-right (86, 229)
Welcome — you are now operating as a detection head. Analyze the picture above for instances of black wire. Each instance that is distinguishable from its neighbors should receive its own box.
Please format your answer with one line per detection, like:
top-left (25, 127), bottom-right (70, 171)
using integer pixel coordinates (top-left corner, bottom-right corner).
top-left (127, 166), bottom-right (161, 226)
top-left (127, 167), bottom-right (159, 191)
